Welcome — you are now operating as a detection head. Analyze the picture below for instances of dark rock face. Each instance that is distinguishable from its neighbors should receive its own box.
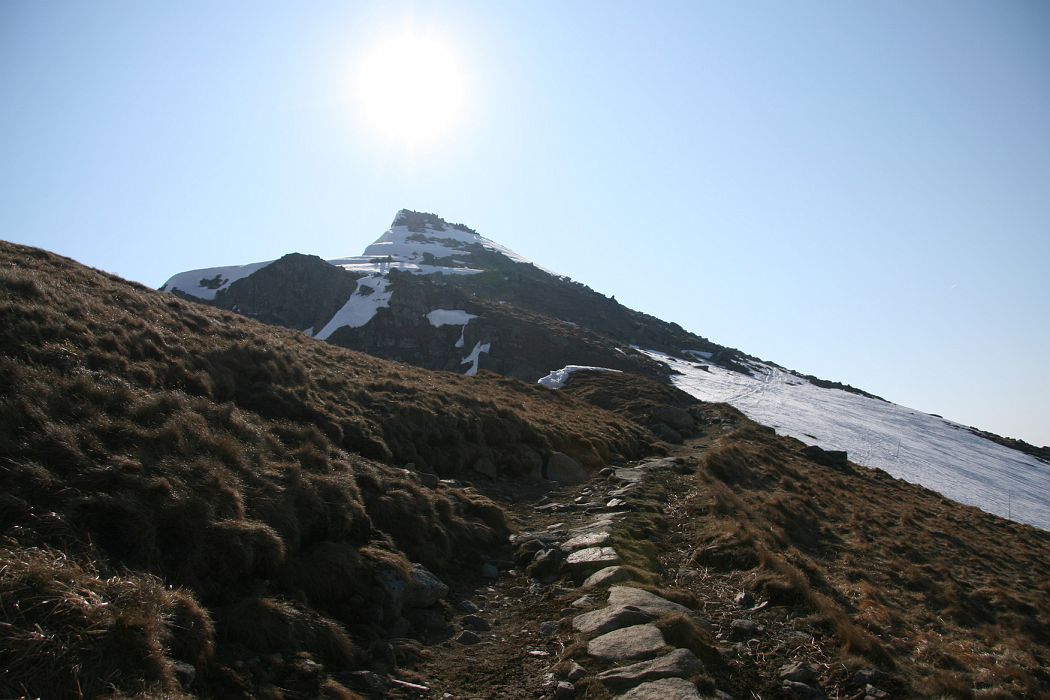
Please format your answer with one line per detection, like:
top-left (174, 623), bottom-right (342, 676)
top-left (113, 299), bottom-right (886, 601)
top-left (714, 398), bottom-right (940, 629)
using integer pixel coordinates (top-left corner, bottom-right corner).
top-left (213, 253), bottom-right (362, 333)
top-left (327, 269), bottom-right (672, 382)
top-left (801, 445), bottom-right (850, 470)
top-left (180, 215), bottom-right (758, 385)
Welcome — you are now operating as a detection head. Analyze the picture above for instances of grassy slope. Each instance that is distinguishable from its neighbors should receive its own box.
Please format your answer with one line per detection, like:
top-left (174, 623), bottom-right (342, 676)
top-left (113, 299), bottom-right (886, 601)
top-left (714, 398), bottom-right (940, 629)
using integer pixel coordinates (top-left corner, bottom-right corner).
top-left (0, 241), bottom-right (655, 699)
top-left (688, 418), bottom-right (1050, 697)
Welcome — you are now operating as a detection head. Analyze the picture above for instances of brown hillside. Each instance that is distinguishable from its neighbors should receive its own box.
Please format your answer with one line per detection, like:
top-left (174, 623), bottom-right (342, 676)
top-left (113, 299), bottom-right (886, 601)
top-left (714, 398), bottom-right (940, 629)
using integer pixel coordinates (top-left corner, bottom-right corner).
top-left (0, 241), bottom-right (656, 698)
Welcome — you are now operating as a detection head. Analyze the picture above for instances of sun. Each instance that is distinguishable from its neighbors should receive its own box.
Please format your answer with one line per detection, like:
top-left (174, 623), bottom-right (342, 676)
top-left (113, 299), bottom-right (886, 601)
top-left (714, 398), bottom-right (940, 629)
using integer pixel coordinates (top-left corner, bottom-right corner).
top-left (353, 27), bottom-right (469, 150)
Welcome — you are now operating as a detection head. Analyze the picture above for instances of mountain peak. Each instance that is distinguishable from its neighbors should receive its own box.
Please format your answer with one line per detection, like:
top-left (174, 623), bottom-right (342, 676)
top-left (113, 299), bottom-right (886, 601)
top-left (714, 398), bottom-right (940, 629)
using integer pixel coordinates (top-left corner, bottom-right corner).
top-left (391, 209), bottom-right (477, 236)
top-left (161, 211), bottom-right (546, 300)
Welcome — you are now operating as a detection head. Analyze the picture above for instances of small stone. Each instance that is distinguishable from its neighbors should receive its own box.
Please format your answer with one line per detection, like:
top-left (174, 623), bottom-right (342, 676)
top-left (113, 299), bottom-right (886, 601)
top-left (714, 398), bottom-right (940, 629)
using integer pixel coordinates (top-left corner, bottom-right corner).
top-left (864, 686), bottom-right (889, 699)
top-left (599, 467), bottom-right (616, 477)
top-left (528, 649), bottom-right (550, 657)
top-left (606, 498), bottom-right (628, 509)
top-left (555, 680), bottom-right (575, 698)
top-left (456, 599), bottom-right (479, 613)
top-left (461, 614), bottom-right (490, 631)
top-left (779, 661), bottom-right (817, 683)
top-left (171, 661), bottom-right (196, 689)
top-left (614, 677), bottom-right (702, 699)
top-left (587, 624), bottom-right (668, 663)
top-left (851, 669), bottom-right (889, 687)
top-left (539, 620), bottom-right (561, 637)
top-left (572, 594), bottom-right (597, 608)
top-left (547, 522), bottom-right (566, 530)
top-left (729, 619), bottom-right (762, 639)
top-left (573, 605), bottom-right (654, 636)
top-left (455, 630), bottom-right (481, 645)
top-left (782, 681), bottom-right (826, 699)
top-left (566, 660), bottom-right (587, 681)
top-left (341, 670), bottom-right (389, 693)
top-left (734, 590), bottom-right (754, 608)
top-left (528, 547), bottom-right (566, 578)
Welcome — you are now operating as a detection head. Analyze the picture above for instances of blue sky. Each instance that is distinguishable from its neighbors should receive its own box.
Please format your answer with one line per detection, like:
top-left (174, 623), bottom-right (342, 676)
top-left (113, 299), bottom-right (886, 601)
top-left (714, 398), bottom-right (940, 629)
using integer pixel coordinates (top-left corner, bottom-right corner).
top-left (2, 1), bottom-right (1048, 445)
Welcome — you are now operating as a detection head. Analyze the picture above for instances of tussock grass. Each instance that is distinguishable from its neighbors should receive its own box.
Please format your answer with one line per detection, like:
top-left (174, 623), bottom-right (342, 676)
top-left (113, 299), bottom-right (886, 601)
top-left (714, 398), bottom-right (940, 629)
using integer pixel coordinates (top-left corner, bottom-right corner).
top-left (685, 424), bottom-right (1050, 696)
top-left (0, 241), bottom-right (659, 696)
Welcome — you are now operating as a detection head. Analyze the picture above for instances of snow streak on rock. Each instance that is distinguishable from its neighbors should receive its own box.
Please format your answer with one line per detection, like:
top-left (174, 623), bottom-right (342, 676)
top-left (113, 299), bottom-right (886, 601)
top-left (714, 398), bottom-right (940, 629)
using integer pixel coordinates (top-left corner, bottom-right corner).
top-left (315, 275), bottom-right (392, 340)
top-left (538, 365), bottom-right (623, 390)
top-left (461, 341), bottom-right (491, 377)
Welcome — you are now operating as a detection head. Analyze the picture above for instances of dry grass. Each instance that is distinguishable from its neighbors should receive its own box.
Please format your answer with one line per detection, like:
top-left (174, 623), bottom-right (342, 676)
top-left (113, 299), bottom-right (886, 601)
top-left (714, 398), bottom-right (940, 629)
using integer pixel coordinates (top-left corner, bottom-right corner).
top-left (685, 423), bottom-right (1050, 696)
top-left (0, 241), bottom-right (660, 696)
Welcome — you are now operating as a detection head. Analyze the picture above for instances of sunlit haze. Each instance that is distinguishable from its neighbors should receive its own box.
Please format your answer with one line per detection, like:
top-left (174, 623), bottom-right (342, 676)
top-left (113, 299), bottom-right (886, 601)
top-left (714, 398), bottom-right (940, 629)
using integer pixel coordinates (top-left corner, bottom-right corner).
top-left (352, 25), bottom-right (469, 151)
top-left (1, 1), bottom-right (1048, 446)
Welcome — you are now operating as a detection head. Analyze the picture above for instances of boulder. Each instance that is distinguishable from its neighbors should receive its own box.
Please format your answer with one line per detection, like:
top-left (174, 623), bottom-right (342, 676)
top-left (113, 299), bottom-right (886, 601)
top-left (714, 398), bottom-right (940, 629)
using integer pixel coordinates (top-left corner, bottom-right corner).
top-left (547, 452), bottom-right (589, 483)
top-left (779, 661), bottom-right (817, 683)
top-left (554, 681), bottom-right (575, 699)
top-left (405, 564), bottom-right (449, 608)
top-left (729, 619), bottom-right (762, 639)
top-left (599, 648), bottom-right (704, 689)
top-left (614, 677), bottom-right (702, 699)
top-left (613, 467), bottom-right (644, 483)
top-left (455, 630), bottom-right (481, 645)
top-left (587, 624), bottom-right (668, 663)
top-left (607, 586), bottom-right (691, 617)
top-left (461, 614), bottom-right (490, 631)
top-left (527, 547), bottom-right (565, 578)
top-left (565, 547), bottom-right (622, 574)
top-left (573, 605), bottom-right (654, 636)
top-left (782, 680), bottom-right (826, 699)
top-left (562, 530), bottom-right (613, 551)
top-left (801, 445), bottom-right (849, 470)
top-left (582, 566), bottom-right (634, 590)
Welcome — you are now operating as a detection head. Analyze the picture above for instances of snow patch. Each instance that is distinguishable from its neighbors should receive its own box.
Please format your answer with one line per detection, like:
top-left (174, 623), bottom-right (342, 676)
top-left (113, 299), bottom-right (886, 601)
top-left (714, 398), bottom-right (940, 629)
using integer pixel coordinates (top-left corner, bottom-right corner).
top-left (638, 348), bottom-right (1050, 531)
top-left (538, 365), bottom-right (623, 390)
top-left (461, 341), bottom-right (491, 377)
top-left (315, 275), bottom-right (392, 339)
top-left (162, 260), bottom-right (273, 300)
top-left (426, 309), bottom-right (478, 328)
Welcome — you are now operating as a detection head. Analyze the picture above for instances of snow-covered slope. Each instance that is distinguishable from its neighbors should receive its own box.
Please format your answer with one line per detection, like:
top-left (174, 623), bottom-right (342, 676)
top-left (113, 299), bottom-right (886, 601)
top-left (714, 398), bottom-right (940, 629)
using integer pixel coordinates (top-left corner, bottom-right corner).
top-left (637, 349), bottom-right (1050, 530)
top-left (161, 210), bottom-right (543, 300)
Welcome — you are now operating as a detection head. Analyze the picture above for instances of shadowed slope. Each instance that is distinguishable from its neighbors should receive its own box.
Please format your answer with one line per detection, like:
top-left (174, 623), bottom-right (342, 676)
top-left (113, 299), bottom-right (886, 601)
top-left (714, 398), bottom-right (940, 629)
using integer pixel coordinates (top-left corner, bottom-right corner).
top-left (0, 241), bottom-right (654, 698)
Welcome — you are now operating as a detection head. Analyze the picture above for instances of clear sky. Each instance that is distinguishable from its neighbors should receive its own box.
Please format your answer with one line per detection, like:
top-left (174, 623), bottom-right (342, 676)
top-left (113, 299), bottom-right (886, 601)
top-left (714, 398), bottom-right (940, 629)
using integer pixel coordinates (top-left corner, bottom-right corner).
top-left (3, 1), bottom-right (1048, 445)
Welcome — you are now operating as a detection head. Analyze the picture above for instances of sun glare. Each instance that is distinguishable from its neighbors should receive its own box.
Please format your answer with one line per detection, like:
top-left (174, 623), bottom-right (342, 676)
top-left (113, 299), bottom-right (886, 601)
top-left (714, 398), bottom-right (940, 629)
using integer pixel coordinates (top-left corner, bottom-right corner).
top-left (353, 27), bottom-right (469, 151)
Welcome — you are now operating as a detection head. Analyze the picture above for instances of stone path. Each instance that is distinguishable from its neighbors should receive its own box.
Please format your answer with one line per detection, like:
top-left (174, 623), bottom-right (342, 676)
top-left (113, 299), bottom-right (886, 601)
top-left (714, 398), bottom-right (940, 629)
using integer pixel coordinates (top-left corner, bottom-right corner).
top-left (509, 458), bottom-right (719, 698)
top-left (397, 448), bottom-right (896, 700)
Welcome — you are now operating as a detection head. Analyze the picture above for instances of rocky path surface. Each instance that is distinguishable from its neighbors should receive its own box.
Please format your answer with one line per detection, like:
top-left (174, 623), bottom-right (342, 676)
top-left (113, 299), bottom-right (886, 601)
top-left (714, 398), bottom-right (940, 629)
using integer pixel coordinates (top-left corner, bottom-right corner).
top-left (361, 425), bottom-right (896, 700)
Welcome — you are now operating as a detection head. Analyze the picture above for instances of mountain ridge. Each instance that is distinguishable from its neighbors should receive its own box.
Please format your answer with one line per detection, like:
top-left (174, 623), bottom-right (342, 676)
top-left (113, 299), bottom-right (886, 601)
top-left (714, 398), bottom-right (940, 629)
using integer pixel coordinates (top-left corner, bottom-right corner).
top-left (160, 210), bottom-right (1049, 529)
top-left (3, 239), bottom-right (1049, 698)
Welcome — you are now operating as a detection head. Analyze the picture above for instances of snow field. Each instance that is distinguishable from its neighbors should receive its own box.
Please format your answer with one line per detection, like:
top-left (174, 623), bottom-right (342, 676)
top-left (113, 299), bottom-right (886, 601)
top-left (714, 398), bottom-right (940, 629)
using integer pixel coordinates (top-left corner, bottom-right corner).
top-left (638, 349), bottom-right (1050, 531)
